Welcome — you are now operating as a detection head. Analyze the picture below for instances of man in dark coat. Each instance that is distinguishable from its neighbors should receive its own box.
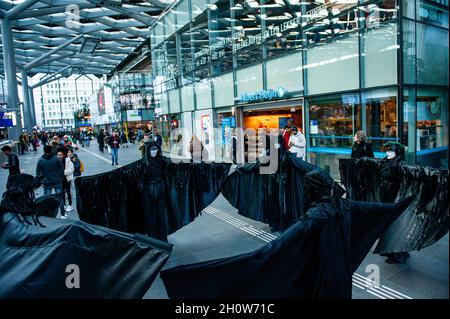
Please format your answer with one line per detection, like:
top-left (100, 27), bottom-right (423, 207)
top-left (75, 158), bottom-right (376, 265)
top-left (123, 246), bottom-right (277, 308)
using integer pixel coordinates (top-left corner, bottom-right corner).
top-left (35, 145), bottom-right (65, 218)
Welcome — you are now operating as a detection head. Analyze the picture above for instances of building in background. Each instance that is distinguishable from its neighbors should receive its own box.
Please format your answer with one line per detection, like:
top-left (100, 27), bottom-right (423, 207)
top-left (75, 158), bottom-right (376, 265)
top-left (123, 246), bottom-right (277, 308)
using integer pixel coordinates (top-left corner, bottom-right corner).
top-left (150, 0), bottom-right (449, 176)
top-left (30, 74), bottom-right (104, 130)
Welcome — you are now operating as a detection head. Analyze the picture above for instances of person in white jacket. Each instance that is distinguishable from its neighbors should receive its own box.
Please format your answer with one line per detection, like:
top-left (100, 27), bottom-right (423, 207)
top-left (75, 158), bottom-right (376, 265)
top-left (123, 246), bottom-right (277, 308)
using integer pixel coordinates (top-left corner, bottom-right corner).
top-left (57, 147), bottom-right (74, 215)
top-left (288, 126), bottom-right (306, 160)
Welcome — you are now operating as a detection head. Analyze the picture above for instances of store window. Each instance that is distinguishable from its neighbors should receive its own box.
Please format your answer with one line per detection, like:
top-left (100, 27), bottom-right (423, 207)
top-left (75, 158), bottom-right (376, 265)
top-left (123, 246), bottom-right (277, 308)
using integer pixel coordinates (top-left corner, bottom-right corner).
top-left (403, 87), bottom-right (416, 164)
top-left (362, 88), bottom-right (398, 152)
top-left (233, 0), bottom-right (263, 68)
top-left (309, 93), bottom-right (360, 149)
top-left (416, 87), bottom-right (448, 168)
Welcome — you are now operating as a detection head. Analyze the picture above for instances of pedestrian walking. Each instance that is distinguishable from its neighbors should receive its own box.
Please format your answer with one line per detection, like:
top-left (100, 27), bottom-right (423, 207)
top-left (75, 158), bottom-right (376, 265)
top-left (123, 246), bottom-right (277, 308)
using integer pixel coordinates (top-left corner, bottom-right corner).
top-left (57, 147), bottom-right (74, 213)
top-left (35, 145), bottom-right (66, 218)
top-left (109, 131), bottom-right (120, 166)
top-left (288, 126), bottom-right (306, 160)
top-left (1, 145), bottom-right (20, 186)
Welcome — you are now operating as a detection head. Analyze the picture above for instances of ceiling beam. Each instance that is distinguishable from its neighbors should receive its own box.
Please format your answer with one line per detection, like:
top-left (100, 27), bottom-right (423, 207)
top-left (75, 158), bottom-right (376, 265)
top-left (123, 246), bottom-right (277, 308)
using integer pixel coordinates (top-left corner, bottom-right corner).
top-left (24, 34), bottom-right (83, 70)
top-left (6, 0), bottom-right (41, 20)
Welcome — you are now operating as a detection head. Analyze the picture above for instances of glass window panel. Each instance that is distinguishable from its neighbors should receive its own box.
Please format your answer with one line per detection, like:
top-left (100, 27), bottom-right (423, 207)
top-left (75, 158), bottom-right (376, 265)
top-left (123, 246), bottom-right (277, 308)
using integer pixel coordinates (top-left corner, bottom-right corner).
top-left (362, 88), bottom-right (398, 152)
top-left (154, 20), bottom-right (165, 48)
top-left (192, 12), bottom-right (211, 81)
top-left (416, 87), bottom-right (448, 168)
top-left (417, 0), bottom-right (449, 28)
top-left (403, 0), bottom-right (416, 19)
top-left (192, 0), bottom-right (208, 20)
top-left (168, 89), bottom-right (180, 113)
top-left (305, 32), bottom-right (359, 95)
top-left (309, 93), bottom-right (360, 149)
top-left (180, 26), bottom-right (195, 84)
top-left (403, 20), bottom-right (416, 84)
top-left (417, 23), bottom-right (449, 85)
top-left (236, 64), bottom-right (263, 98)
top-left (403, 87), bottom-right (417, 164)
top-left (181, 84), bottom-right (195, 111)
top-left (209, 0), bottom-right (234, 76)
top-left (263, 0), bottom-right (303, 59)
top-left (212, 72), bottom-right (235, 107)
top-left (361, 22), bottom-right (398, 88)
top-left (266, 51), bottom-right (303, 92)
top-left (160, 92), bottom-right (169, 115)
top-left (195, 79), bottom-right (212, 109)
top-left (234, 0), bottom-right (263, 67)
top-left (176, 1), bottom-right (191, 31)
top-left (166, 12), bottom-right (176, 38)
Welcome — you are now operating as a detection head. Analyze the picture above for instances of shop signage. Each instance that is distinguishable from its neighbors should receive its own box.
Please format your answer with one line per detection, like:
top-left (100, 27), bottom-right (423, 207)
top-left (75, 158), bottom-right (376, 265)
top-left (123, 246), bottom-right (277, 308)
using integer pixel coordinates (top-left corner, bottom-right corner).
top-left (0, 112), bottom-right (15, 127)
top-left (240, 87), bottom-right (287, 103)
top-left (310, 120), bottom-right (319, 135)
top-left (126, 110), bottom-right (141, 122)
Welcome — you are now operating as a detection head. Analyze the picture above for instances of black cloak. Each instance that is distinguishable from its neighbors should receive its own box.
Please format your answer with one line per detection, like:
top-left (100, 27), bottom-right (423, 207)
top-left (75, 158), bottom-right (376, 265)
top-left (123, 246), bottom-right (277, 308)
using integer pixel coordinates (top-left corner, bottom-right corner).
top-left (221, 150), bottom-right (345, 231)
top-left (160, 195), bottom-right (414, 299)
top-left (339, 158), bottom-right (449, 254)
top-left (75, 147), bottom-right (231, 240)
top-left (0, 213), bottom-right (171, 298)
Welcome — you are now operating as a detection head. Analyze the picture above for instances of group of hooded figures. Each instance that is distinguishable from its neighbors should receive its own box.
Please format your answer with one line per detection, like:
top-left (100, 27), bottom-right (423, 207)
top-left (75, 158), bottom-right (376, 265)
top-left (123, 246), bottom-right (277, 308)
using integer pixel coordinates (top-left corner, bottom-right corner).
top-left (0, 140), bottom-right (448, 299)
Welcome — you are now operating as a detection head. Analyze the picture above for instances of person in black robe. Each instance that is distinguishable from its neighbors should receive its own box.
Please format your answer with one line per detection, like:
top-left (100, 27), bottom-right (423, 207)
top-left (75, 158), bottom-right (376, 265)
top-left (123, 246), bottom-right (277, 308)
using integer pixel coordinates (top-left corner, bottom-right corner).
top-left (97, 129), bottom-right (105, 153)
top-left (0, 174), bottom-right (171, 298)
top-left (140, 141), bottom-right (170, 241)
top-left (160, 174), bottom-right (414, 299)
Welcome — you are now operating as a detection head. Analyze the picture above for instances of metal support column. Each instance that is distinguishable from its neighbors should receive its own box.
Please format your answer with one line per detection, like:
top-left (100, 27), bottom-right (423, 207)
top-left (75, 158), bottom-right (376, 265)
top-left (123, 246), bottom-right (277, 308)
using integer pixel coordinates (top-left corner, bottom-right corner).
top-left (29, 88), bottom-right (36, 128)
top-left (1, 19), bottom-right (22, 140)
top-left (21, 70), bottom-right (32, 131)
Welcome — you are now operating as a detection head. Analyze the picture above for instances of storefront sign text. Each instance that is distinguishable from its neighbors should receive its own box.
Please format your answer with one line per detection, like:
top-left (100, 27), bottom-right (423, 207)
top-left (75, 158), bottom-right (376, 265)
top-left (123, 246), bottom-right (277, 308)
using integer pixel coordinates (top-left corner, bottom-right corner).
top-left (240, 87), bottom-right (287, 103)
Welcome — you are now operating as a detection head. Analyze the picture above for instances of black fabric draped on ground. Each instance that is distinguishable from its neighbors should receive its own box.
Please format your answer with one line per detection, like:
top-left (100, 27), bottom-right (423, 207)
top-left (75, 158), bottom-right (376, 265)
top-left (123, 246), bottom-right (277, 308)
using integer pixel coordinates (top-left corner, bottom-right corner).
top-left (0, 213), bottom-right (171, 298)
top-left (221, 152), bottom-right (345, 231)
top-left (75, 159), bottom-right (231, 240)
top-left (160, 195), bottom-right (413, 299)
top-left (339, 158), bottom-right (449, 254)
top-left (0, 173), bottom-right (60, 219)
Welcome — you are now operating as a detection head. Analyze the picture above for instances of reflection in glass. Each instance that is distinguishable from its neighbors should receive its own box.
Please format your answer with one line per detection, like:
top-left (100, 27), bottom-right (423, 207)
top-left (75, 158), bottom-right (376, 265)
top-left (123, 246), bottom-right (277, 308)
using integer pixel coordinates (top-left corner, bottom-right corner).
top-left (309, 93), bottom-right (360, 148)
top-left (416, 87), bottom-right (449, 168)
top-left (362, 88), bottom-right (398, 152)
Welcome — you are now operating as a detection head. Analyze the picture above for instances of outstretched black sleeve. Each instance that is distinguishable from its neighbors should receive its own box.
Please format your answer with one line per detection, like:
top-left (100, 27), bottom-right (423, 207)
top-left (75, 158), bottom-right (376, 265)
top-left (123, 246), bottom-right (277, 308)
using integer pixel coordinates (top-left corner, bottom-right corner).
top-left (0, 213), bottom-right (171, 298)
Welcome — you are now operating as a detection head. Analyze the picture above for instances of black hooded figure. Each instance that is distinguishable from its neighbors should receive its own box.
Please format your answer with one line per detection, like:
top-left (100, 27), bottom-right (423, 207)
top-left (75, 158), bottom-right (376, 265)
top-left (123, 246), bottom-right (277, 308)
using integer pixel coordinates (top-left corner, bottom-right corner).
top-left (140, 140), bottom-right (170, 241)
top-left (377, 142), bottom-right (411, 264)
top-left (379, 142), bottom-right (405, 203)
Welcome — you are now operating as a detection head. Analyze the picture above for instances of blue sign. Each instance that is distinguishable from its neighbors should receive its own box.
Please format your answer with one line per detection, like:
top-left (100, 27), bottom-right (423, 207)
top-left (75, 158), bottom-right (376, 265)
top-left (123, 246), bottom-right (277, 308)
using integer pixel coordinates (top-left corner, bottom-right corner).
top-left (0, 112), bottom-right (14, 127)
top-left (240, 87), bottom-right (287, 103)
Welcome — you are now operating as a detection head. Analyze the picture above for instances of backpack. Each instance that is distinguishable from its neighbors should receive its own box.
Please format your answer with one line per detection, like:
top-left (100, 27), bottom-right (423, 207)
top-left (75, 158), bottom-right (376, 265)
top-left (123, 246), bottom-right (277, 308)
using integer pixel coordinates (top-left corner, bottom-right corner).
top-left (79, 159), bottom-right (85, 173)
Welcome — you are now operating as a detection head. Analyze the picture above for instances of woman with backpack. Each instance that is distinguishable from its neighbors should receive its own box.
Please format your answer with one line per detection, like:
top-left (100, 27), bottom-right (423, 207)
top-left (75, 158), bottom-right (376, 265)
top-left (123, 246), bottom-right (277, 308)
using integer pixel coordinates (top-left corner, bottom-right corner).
top-left (68, 149), bottom-right (83, 178)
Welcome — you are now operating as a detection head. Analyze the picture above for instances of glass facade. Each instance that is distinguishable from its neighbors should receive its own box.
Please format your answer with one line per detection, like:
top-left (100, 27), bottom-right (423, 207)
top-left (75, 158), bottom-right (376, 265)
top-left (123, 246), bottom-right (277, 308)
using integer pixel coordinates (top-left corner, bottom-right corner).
top-left (150, 0), bottom-right (449, 171)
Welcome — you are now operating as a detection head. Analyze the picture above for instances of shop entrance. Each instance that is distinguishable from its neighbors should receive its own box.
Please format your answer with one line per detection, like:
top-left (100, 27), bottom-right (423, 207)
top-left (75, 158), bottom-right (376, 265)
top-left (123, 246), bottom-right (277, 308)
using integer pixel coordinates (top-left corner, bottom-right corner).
top-left (242, 104), bottom-right (303, 160)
